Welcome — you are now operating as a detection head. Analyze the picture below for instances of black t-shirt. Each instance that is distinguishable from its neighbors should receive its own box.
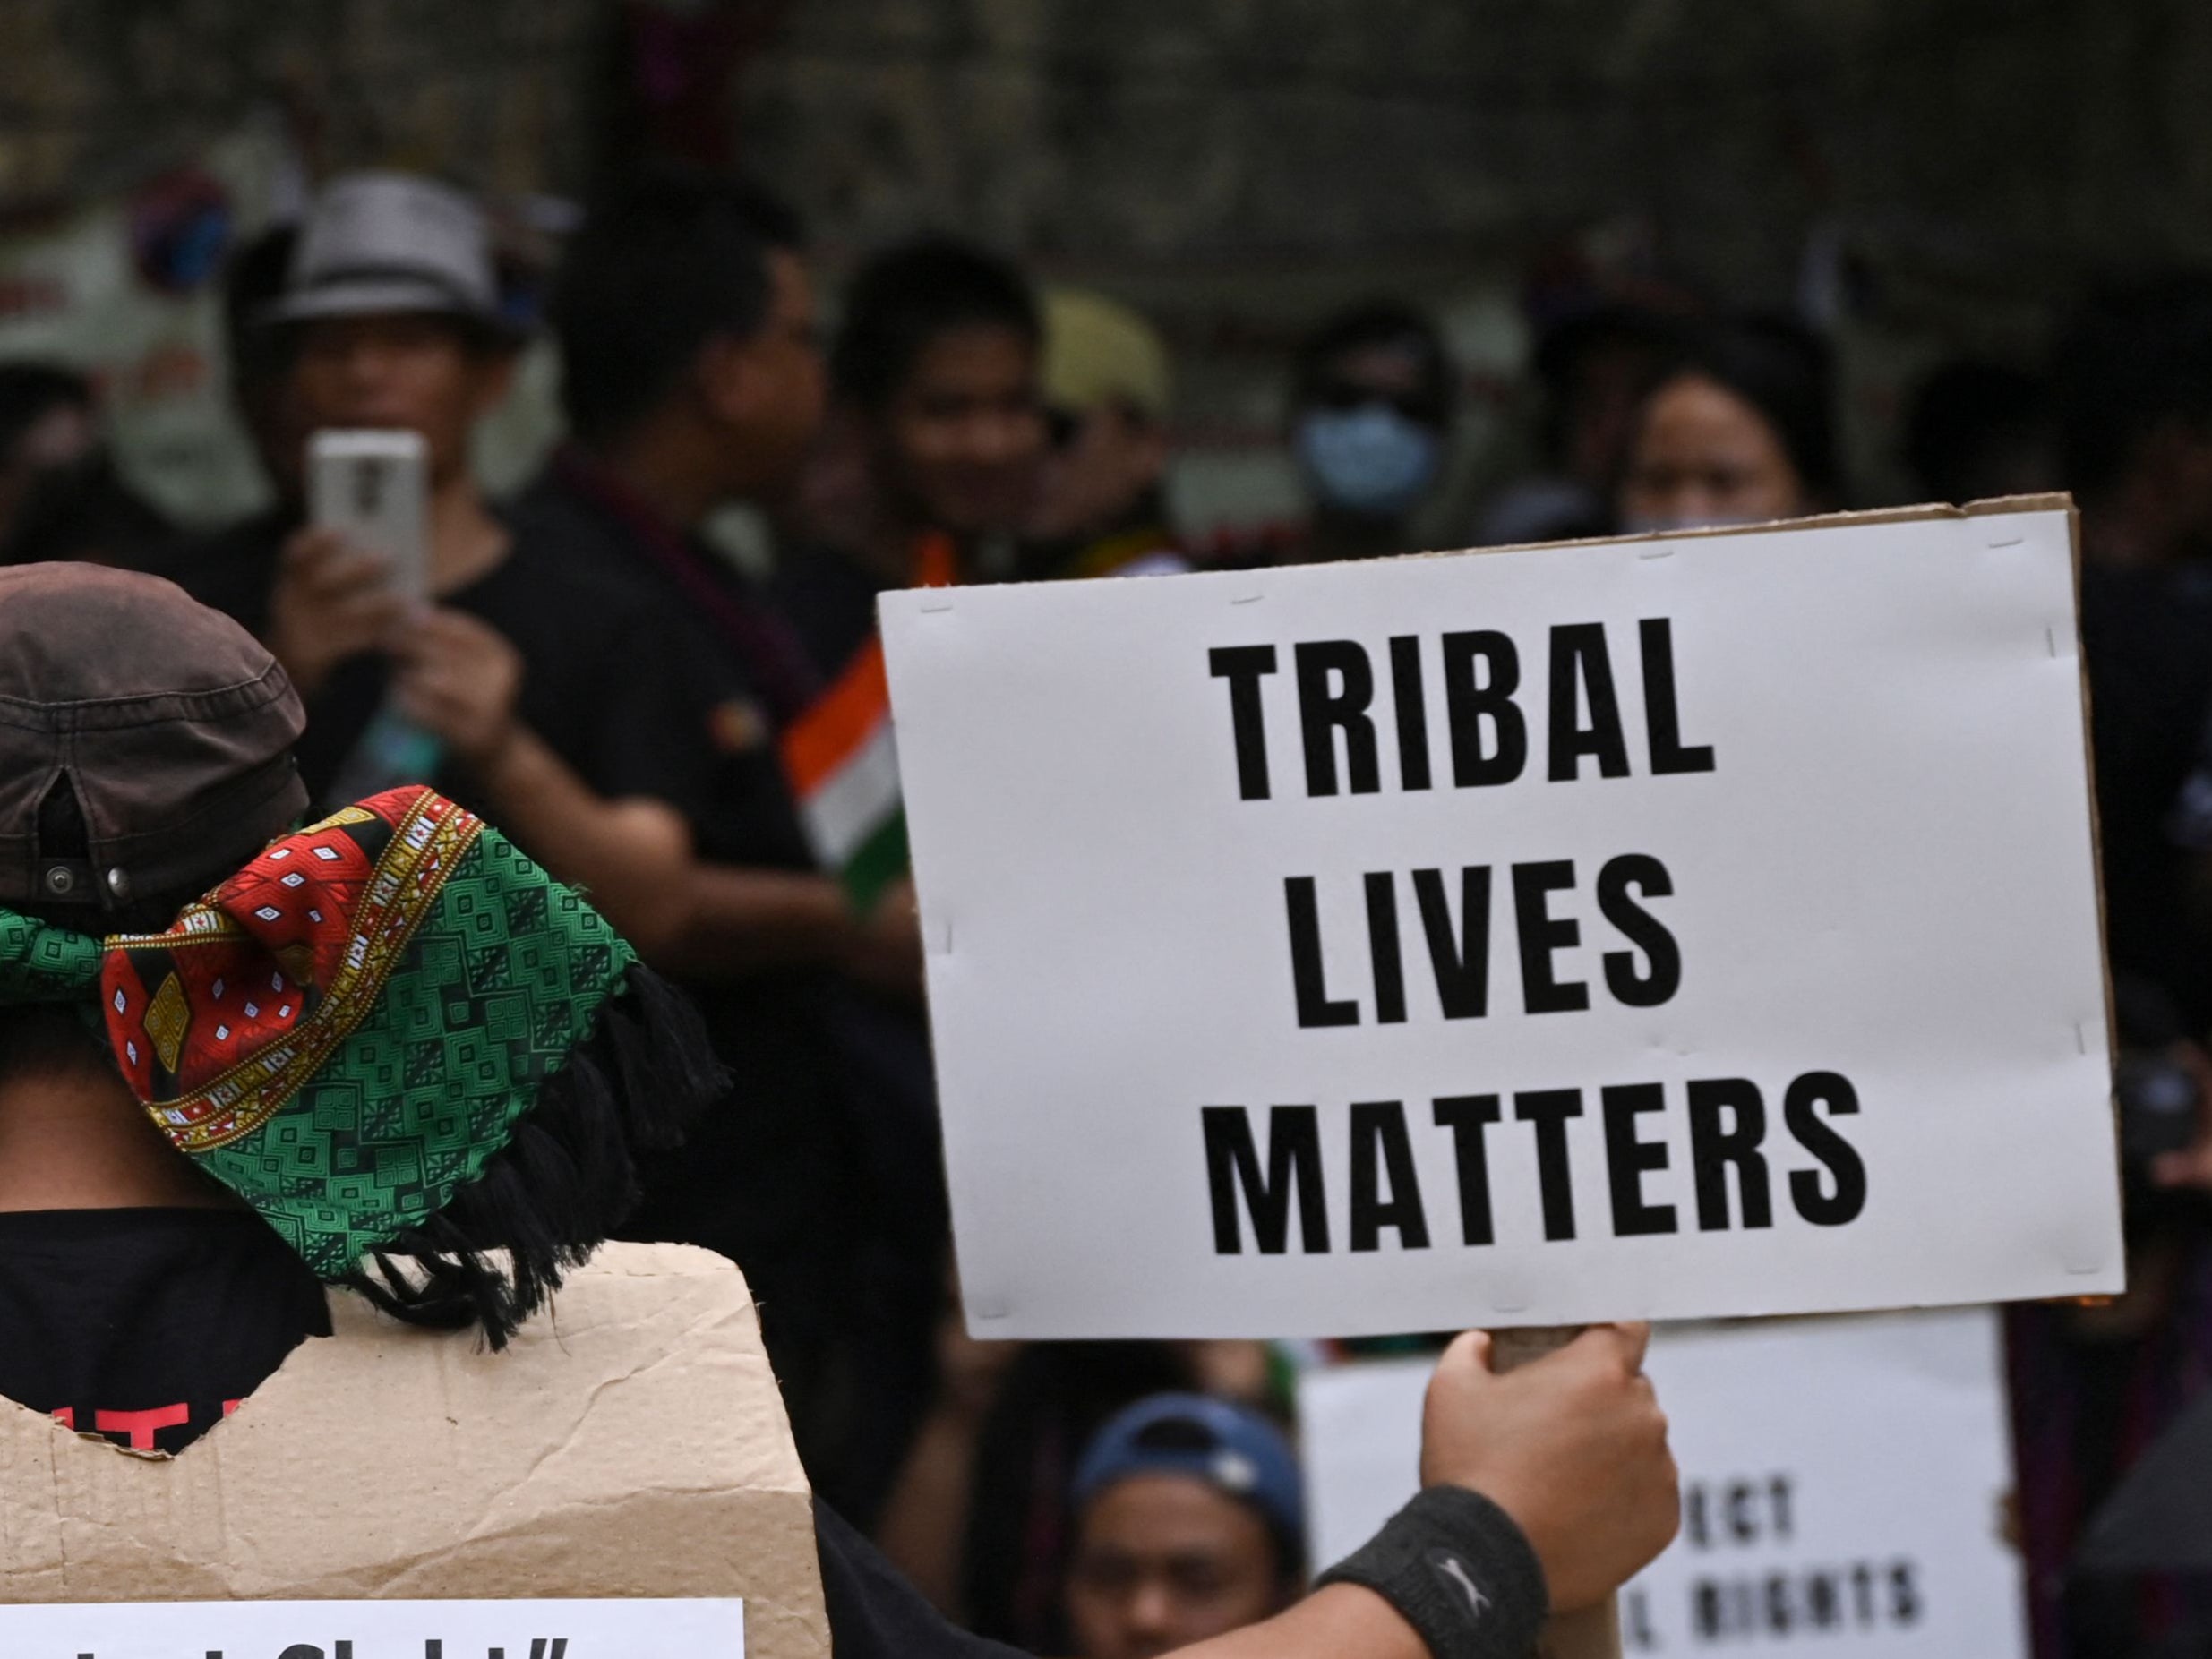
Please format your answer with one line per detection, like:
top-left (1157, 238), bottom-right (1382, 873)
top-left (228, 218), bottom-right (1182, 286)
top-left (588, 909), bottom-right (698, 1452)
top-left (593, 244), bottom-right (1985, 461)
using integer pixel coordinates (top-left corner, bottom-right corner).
top-left (771, 541), bottom-right (893, 681)
top-left (510, 462), bottom-right (951, 1524)
top-left (500, 466), bottom-right (819, 873)
top-left (0, 1207), bottom-right (1015, 1658)
top-left (150, 505), bottom-right (294, 637)
top-left (0, 1207), bottom-right (330, 1454)
top-left (160, 509), bottom-right (810, 859)
top-left (495, 465), bottom-right (870, 1295)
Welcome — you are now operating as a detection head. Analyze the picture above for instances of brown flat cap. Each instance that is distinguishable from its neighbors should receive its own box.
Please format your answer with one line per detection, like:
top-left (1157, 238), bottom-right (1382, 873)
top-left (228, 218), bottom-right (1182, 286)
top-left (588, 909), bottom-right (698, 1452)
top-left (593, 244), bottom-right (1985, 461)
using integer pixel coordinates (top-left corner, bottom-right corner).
top-left (0, 563), bottom-right (305, 911)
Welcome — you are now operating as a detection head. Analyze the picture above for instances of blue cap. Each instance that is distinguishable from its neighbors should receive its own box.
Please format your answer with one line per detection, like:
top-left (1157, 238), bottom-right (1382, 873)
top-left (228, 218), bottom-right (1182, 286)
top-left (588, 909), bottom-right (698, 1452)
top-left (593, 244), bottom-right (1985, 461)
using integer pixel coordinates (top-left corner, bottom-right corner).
top-left (1071, 1393), bottom-right (1306, 1568)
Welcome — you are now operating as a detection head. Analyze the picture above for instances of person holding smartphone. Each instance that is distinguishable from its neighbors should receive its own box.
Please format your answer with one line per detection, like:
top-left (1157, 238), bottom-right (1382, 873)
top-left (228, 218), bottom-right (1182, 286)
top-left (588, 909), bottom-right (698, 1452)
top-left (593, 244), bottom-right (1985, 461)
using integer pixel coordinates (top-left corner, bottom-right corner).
top-left (167, 172), bottom-right (692, 957)
top-left (177, 173), bottom-right (931, 1499)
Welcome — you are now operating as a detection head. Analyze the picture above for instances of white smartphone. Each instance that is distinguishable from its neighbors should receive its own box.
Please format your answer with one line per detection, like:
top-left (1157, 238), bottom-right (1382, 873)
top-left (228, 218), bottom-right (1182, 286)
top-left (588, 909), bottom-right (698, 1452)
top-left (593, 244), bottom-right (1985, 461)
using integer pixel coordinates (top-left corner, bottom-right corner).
top-left (306, 429), bottom-right (431, 601)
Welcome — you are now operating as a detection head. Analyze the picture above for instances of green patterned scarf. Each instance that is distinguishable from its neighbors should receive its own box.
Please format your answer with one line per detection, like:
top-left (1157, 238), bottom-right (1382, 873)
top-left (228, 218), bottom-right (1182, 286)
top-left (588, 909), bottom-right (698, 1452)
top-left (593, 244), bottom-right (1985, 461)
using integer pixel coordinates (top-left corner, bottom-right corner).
top-left (0, 910), bottom-right (103, 1005)
top-left (0, 785), bottom-right (636, 1283)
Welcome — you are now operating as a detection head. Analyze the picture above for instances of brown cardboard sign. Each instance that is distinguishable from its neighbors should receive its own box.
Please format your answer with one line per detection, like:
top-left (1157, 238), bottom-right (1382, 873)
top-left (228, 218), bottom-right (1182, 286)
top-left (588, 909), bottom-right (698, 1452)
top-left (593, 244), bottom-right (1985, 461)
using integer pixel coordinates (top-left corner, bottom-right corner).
top-left (0, 1242), bottom-right (828, 1659)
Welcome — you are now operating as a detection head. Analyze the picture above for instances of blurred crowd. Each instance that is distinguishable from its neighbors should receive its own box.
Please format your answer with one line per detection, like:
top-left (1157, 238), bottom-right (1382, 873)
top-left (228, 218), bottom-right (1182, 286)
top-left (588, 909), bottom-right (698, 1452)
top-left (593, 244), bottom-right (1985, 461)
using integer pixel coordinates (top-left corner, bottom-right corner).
top-left (16, 160), bottom-right (2212, 1658)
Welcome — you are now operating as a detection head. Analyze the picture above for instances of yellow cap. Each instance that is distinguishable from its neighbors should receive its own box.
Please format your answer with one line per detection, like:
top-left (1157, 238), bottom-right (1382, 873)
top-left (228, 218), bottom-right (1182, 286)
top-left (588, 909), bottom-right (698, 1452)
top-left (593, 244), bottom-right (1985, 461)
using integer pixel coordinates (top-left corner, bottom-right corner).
top-left (1042, 288), bottom-right (1172, 422)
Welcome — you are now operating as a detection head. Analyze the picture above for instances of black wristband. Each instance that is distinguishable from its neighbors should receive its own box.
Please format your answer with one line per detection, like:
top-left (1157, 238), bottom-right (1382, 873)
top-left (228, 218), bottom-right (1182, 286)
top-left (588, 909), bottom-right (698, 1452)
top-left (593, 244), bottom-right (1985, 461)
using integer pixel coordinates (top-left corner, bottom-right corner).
top-left (1316, 1486), bottom-right (1549, 1659)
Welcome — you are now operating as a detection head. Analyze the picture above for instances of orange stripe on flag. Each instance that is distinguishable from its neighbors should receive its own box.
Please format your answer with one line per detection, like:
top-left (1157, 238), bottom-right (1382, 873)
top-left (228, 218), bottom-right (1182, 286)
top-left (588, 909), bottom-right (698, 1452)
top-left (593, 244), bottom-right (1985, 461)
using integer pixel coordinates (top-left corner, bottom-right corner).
top-left (783, 635), bottom-right (893, 797)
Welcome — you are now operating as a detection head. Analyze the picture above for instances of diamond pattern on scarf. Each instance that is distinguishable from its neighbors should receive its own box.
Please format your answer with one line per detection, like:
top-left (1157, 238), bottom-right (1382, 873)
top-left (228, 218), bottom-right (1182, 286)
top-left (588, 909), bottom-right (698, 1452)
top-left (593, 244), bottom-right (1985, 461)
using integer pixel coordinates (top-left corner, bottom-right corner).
top-left (101, 786), bottom-right (635, 1279)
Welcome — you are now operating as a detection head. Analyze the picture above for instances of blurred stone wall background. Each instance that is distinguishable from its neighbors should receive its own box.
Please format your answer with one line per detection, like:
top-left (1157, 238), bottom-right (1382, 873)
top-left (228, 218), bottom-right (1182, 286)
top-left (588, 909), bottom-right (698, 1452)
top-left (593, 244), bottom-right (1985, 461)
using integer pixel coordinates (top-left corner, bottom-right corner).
top-left (741, 0), bottom-right (2212, 302)
top-left (0, 0), bottom-right (603, 209)
top-left (5, 0), bottom-right (2212, 526)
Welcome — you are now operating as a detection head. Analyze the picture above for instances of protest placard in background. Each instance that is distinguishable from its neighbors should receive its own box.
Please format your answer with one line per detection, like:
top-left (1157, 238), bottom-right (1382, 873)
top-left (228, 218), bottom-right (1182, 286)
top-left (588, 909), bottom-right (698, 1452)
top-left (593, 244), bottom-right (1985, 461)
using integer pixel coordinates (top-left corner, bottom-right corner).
top-left (882, 501), bottom-right (2120, 1339)
top-left (1297, 1311), bottom-right (2027, 1657)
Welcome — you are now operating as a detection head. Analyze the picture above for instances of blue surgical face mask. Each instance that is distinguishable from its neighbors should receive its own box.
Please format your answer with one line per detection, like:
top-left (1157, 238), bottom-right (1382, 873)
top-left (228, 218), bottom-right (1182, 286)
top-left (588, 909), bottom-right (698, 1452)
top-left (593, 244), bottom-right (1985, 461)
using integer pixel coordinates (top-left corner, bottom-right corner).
top-left (1295, 404), bottom-right (1442, 518)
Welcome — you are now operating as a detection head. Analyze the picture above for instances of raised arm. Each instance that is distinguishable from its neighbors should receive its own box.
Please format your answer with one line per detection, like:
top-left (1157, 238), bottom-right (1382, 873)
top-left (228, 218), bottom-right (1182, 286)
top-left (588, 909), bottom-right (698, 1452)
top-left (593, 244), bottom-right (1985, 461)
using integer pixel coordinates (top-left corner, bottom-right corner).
top-left (1170, 1325), bottom-right (1677, 1659)
top-left (391, 606), bottom-right (696, 954)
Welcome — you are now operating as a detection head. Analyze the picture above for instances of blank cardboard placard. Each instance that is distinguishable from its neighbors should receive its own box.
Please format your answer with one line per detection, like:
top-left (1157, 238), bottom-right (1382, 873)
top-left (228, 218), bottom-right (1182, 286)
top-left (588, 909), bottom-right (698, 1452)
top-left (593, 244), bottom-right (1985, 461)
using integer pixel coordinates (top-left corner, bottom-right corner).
top-left (0, 1243), bottom-right (827, 1659)
top-left (881, 500), bottom-right (2121, 1338)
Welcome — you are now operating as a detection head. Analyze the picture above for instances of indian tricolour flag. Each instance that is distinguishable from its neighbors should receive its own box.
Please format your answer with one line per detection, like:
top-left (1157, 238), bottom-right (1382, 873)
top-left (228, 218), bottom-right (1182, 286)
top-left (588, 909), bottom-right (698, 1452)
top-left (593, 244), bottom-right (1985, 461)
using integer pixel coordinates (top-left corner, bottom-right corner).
top-left (781, 635), bottom-right (908, 910)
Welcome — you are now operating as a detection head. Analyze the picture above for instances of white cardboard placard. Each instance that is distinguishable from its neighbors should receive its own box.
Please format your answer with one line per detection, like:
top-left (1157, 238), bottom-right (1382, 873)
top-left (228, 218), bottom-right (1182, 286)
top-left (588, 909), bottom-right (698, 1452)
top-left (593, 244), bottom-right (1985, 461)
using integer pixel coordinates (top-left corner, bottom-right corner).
top-left (1299, 1312), bottom-right (2026, 1656)
top-left (0, 1596), bottom-right (742, 1657)
top-left (881, 508), bottom-right (2121, 1338)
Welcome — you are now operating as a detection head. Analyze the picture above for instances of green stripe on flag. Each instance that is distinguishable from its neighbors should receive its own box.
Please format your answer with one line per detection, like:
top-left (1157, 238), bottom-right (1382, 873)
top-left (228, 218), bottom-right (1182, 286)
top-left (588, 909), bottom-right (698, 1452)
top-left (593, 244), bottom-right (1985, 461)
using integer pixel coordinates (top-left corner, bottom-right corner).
top-left (841, 809), bottom-right (910, 913)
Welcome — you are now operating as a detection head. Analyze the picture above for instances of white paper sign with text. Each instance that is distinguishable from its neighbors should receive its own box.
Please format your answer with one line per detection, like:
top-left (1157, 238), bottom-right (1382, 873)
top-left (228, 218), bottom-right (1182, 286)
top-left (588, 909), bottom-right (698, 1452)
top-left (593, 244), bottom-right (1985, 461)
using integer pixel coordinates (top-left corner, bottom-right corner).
top-left (882, 508), bottom-right (2120, 1337)
top-left (0, 1596), bottom-right (742, 1658)
top-left (1299, 1312), bottom-right (2026, 1656)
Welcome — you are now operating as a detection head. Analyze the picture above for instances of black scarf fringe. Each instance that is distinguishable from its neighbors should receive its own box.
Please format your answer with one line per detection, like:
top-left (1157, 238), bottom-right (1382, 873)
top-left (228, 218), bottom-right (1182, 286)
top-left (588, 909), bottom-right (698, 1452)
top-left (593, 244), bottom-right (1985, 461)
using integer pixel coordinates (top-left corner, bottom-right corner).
top-left (337, 961), bottom-right (728, 1348)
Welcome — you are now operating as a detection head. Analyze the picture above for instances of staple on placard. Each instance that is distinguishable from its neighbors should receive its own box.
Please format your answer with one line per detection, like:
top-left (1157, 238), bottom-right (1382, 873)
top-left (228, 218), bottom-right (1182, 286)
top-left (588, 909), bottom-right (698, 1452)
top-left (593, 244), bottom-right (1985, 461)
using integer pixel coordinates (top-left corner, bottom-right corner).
top-left (2074, 1021), bottom-right (2087, 1055)
top-left (1987, 532), bottom-right (2026, 548)
top-left (1636, 544), bottom-right (1675, 560)
top-left (971, 1297), bottom-right (1010, 1321)
top-left (2046, 626), bottom-right (2058, 658)
top-left (1229, 590), bottom-right (1265, 605)
top-left (919, 593), bottom-right (956, 614)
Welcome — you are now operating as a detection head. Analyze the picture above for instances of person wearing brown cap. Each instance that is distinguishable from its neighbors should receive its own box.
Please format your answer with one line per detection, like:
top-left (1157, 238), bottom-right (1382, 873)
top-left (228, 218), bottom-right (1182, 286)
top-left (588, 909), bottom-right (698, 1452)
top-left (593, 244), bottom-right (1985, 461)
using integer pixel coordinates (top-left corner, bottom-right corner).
top-left (0, 560), bottom-right (1679, 1659)
top-left (0, 560), bottom-right (714, 1432)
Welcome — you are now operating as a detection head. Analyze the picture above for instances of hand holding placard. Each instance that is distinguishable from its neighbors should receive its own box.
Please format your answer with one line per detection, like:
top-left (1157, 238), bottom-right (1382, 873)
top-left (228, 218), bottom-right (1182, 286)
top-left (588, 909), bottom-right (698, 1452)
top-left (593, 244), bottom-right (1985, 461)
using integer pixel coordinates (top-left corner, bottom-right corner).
top-left (1452, 1327), bottom-right (1672, 1659)
top-left (1436, 1327), bottom-right (1676, 1613)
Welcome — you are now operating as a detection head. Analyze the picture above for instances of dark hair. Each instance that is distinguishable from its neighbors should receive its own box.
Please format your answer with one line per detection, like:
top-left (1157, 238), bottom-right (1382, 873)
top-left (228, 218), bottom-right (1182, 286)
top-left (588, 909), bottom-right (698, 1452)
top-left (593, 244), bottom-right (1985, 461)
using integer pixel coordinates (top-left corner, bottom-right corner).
top-left (2054, 274), bottom-right (2212, 502)
top-left (8, 779), bottom-right (730, 1350)
top-left (1533, 304), bottom-right (1681, 394)
top-left (1902, 358), bottom-right (2053, 504)
top-left (552, 167), bottom-right (805, 443)
top-left (0, 363), bottom-right (172, 565)
top-left (1530, 304), bottom-right (1683, 468)
top-left (1643, 316), bottom-right (1840, 501)
top-left (341, 962), bottom-right (724, 1348)
top-left (0, 363), bottom-right (92, 461)
top-left (220, 223), bottom-right (300, 397)
top-left (830, 236), bottom-right (1040, 409)
top-left (1291, 300), bottom-right (1453, 428)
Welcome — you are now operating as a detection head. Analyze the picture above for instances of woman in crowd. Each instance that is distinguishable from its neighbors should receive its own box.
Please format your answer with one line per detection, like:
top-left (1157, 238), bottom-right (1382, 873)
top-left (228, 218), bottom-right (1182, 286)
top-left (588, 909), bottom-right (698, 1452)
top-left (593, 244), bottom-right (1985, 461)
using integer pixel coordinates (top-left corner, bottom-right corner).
top-left (1615, 317), bottom-right (1839, 534)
